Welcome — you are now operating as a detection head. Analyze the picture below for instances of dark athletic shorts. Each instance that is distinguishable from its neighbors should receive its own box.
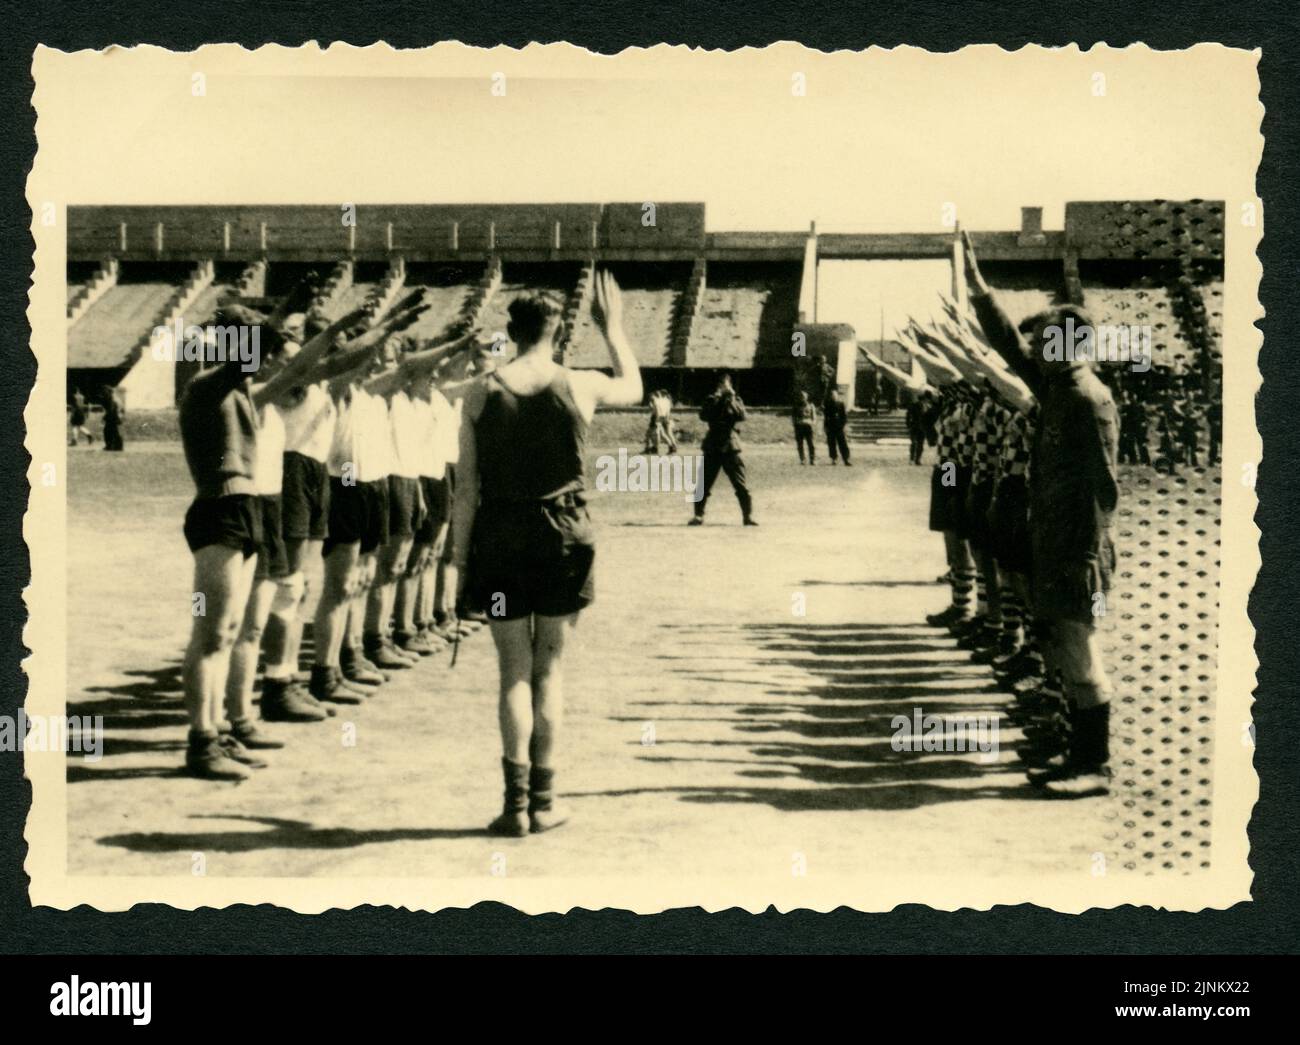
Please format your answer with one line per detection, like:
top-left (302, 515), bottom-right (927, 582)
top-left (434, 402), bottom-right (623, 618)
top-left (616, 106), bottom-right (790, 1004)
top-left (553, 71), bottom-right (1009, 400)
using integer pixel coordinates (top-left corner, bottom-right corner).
top-left (948, 464), bottom-right (975, 539)
top-left (183, 493), bottom-right (261, 558)
top-left (254, 495), bottom-right (290, 579)
top-left (416, 476), bottom-right (450, 542)
top-left (964, 477), bottom-right (996, 552)
top-left (362, 479), bottom-right (389, 553)
top-left (324, 477), bottom-right (368, 556)
top-left (467, 494), bottom-right (595, 621)
top-left (387, 475), bottom-right (422, 540)
top-left (281, 451), bottom-right (330, 541)
top-left (1031, 536), bottom-right (1116, 624)
top-left (990, 475), bottom-right (1032, 574)
top-left (928, 460), bottom-right (964, 533)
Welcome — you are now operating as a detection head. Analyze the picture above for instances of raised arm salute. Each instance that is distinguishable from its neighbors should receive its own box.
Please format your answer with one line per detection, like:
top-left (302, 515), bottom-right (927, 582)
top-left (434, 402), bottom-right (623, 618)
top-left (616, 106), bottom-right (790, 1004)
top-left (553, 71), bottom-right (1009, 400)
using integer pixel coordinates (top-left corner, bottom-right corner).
top-left (568, 269), bottom-right (644, 413)
top-left (961, 231), bottom-right (1121, 798)
top-left (961, 231), bottom-right (1042, 396)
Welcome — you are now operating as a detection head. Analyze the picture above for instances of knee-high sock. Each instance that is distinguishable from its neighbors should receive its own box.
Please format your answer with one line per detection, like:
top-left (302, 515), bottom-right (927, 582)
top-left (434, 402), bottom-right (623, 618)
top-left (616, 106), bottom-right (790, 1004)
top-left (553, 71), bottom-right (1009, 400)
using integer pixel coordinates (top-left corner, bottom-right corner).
top-left (1000, 588), bottom-right (1022, 644)
top-left (952, 566), bottom-right (976, 616)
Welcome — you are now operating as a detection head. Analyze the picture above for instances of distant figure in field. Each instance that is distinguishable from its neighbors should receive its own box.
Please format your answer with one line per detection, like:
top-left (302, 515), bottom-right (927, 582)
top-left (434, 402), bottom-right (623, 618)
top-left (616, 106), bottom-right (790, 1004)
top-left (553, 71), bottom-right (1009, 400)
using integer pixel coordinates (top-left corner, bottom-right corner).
top-left (817, 357), bottom-right (835, 405)
top-left (68, 389), bottom-right (91, 446)
top-left (823, 387), bottom-right (851, 466)
top-left (862, 367), bottom-right (880, 416)
top-left (1117, 389), bottom-right (1150, 465)
top-left (792, 389), bottom-right (817, 465)
top-left (101, 386), bottom-right (125, 452)
top-left (881, 379), bottom-right (898, 412)
top-left (905, 391), bottom-right (929, 465)
top-left (643, 388), bottom-right (678, 454)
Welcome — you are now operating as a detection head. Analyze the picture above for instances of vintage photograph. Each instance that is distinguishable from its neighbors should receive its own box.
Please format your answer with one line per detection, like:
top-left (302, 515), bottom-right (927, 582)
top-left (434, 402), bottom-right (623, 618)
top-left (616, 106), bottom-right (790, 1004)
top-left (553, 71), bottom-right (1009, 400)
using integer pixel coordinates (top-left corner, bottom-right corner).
top-left (22, 42), bottom-right (1260, 914)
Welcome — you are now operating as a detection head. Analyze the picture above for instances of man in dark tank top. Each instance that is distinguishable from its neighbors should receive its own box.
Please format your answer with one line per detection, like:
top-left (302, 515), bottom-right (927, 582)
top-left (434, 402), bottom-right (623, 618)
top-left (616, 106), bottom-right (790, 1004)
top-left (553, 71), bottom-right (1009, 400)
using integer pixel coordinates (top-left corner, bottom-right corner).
top-left (450, 272), bottom-right (643, 837)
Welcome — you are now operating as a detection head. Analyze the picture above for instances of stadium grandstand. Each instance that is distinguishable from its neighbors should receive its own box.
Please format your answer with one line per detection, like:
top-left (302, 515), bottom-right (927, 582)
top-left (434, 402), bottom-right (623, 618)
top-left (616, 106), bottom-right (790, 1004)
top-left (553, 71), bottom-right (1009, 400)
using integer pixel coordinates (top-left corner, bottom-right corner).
top-left (65, 200), bottom-right (1224, 435)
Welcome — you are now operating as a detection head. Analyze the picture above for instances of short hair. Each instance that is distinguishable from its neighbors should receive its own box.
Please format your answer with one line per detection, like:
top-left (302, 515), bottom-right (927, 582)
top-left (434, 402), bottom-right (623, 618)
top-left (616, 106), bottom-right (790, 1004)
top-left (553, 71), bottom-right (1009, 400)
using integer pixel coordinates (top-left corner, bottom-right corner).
top-left (304, 311), bottom-right (330, 339)
top-left (1021, 304), bottom-right (1094, 338)
top-left (507, 293), bottom-right (565, 346)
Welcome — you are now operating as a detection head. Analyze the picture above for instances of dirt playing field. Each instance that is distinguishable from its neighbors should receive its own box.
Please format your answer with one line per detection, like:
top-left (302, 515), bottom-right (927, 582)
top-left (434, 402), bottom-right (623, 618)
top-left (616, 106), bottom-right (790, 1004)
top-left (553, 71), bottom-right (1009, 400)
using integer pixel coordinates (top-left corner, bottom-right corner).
top-left (64, 437), bottom-right (1198, 884)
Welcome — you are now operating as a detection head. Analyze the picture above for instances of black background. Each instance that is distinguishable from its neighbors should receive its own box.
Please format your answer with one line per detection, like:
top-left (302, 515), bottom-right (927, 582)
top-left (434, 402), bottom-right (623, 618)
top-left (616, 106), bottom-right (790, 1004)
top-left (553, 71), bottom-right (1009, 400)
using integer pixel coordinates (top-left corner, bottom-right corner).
top-left (0, 0), bottom-right (1296, 956)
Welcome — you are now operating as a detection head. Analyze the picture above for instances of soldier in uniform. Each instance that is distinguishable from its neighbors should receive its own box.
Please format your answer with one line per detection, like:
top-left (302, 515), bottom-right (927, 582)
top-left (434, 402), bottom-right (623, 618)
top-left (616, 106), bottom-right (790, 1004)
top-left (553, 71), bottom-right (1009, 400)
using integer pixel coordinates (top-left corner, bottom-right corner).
top-left (823, 387), bottom-right (852, 466)
top-left (1118, 388), bottom-right (1151, 465)
top-left (963, 232), bottom-right (1119, 798)
top-left (690, 372), bottom-right (757, 526)
top-left (792, 389), bottom-right (817, 465)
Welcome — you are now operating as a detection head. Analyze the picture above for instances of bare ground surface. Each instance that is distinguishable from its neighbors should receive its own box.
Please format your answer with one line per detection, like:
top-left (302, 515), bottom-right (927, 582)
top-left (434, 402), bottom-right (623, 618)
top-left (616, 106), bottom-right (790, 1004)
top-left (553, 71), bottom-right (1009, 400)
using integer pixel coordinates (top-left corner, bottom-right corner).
top-left (65, 443), bottom-right (1121, 881)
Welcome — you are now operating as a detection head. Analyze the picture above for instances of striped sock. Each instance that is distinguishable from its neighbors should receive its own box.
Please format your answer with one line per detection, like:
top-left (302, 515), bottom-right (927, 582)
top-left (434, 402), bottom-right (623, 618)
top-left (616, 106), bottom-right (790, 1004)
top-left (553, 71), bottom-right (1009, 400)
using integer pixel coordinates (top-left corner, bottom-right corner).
top-left (952, 567), bottom-right (976, 616)
top-left (1001, 589), bottom-right (1022, 643)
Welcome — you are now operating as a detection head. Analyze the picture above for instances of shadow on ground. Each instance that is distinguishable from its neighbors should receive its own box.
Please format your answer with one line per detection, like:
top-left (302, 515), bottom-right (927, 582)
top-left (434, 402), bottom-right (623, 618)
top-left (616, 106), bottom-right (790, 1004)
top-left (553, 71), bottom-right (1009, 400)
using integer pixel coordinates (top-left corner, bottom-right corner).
top-left (586, 620), bottom-right (1033, 813)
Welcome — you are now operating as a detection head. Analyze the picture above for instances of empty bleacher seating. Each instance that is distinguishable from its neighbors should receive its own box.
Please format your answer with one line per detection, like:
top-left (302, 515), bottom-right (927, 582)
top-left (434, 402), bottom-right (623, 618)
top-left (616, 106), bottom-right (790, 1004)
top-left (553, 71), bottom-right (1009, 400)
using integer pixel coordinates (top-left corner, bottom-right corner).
top-left (687, 263), bottom-right (801, 369)
top-left (566, 262), bottom-right (688, 368)
top-left (68, 264), bottom-right (190, 370)
top-left (475, 262), bottom-right (581, 361)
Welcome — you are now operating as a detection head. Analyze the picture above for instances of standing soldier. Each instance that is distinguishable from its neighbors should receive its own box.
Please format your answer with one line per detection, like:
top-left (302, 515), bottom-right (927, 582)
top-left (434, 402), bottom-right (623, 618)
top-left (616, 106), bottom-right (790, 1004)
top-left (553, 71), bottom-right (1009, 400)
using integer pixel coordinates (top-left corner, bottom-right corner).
top-left (862, 366), bottom-right (880, 417)
top-left (690, 372), bottom-right (757, 526)
top-left (817, 357), bottom-right (835, 407)
top-left (101, 385), bottom-right (125, 451)
top-left (1118, 388), bottom-right (1151, 465)
top-left (964, 232), bottom-right (1119, 797)
top-left (792, 389), bottom-right (817, 465)
top-left (1155, 391), bottom-right (1183, 475)
top-left (823, 387), bottom-right (852, 466)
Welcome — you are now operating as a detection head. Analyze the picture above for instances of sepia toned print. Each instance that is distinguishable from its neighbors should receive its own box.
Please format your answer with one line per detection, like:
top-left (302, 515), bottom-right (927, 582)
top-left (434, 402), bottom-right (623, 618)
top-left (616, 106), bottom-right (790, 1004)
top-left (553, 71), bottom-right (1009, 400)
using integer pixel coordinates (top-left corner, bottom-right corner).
top-left (23, 42), bottom-right (1260, 913)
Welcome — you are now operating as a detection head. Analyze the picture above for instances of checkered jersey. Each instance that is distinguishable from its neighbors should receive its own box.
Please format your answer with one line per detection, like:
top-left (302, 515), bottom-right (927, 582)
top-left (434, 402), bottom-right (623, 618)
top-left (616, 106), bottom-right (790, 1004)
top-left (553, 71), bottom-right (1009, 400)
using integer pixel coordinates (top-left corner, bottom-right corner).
top-left (934, 397), bottom-right (960, 463)
top-left (970, 398), bottom-right (1004, 483)
top-left (1000, 408), bottom-right (1034, 479)
top-left (948, 398), bottom-right (977, 468)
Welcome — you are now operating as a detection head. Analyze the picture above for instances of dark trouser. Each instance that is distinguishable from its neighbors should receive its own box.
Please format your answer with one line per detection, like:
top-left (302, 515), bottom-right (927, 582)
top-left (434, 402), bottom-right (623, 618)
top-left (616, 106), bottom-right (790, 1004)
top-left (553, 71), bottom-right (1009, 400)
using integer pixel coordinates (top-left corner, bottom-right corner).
top-left (825, 424), bottom-right (850, 464)
top-left (103, 418), bottom-right (124, 451)
top-left (1119, 431), bottom-right (1149, 465)
top-left (1208, 427), bottom-right (1221, 463)
top-left (794, 424), bottom-right (815, 463)
top-left (695, 448), bottom-right (753, 520)
top-left (909, 432), bottom-right (925, 464)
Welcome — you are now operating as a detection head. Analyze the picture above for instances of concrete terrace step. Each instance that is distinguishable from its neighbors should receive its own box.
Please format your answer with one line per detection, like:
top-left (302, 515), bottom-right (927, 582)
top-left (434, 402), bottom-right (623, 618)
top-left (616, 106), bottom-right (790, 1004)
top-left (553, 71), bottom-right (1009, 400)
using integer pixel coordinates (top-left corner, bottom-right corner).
top-left (848, 409), bottom-right (909, 442)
